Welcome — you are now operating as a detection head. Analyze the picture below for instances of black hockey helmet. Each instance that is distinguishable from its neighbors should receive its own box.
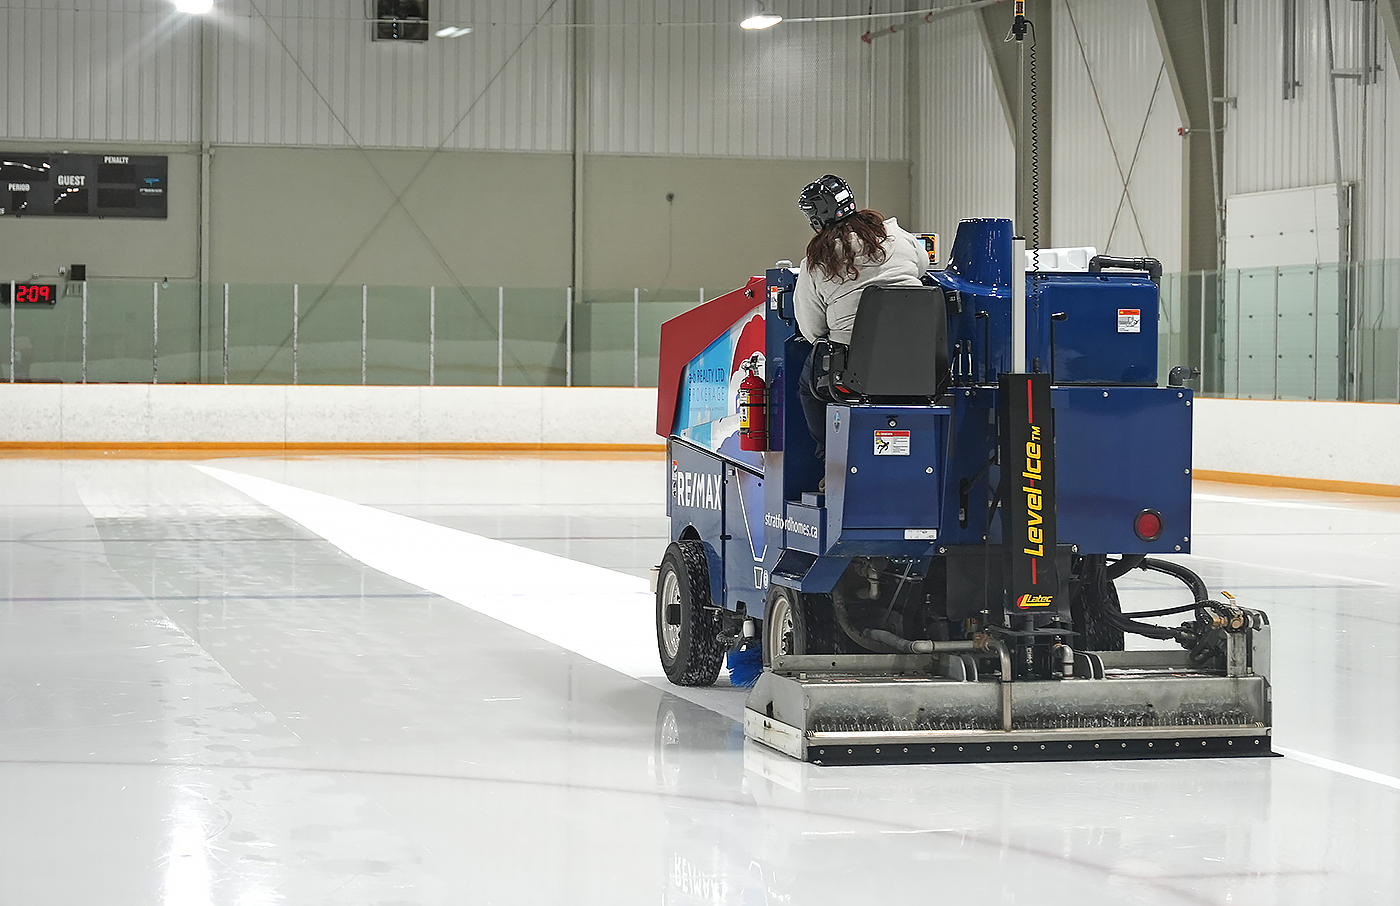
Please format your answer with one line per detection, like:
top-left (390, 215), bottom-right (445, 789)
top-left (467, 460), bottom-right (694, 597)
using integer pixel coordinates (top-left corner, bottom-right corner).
top-left (798, 174), bottom-right (857, 232)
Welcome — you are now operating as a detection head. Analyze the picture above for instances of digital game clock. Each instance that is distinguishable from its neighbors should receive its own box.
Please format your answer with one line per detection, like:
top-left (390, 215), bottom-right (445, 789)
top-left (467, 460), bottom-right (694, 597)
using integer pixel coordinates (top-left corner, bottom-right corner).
top-left (2, 283), bottom-right (59, 305)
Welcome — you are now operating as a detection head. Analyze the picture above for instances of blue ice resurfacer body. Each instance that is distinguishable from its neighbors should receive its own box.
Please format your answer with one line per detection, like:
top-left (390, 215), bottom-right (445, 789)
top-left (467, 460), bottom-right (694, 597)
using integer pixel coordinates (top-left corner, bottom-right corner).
top-left (654, 218), bottom-right (1271, 765)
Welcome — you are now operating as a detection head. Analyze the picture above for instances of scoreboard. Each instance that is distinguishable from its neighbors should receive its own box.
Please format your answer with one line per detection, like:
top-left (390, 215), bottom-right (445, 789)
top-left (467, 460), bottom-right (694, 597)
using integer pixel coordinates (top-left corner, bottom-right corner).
top-left (1, 152), bottom-right (167, 219)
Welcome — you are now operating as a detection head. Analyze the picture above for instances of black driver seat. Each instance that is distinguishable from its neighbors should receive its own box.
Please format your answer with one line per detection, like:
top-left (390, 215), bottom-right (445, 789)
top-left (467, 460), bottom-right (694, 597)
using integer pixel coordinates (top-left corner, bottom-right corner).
top-left (815, 285), bottom-right (951, 404)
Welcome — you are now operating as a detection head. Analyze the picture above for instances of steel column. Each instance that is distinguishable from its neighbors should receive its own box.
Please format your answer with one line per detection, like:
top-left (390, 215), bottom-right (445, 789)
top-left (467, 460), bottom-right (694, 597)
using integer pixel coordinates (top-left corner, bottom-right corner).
top-left (153, 282), bottom-right (160, 384)
top-left (82, 282), bottom-right (89, 384)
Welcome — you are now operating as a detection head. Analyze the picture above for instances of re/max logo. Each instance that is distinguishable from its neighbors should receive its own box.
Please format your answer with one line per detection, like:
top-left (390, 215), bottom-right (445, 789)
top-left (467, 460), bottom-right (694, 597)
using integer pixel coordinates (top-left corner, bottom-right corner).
top-left (673, 469), bottom-right (721, 511)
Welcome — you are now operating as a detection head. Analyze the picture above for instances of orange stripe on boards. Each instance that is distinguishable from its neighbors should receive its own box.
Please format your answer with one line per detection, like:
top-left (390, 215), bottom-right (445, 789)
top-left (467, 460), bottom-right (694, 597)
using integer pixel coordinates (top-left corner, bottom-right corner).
top-left (1193, 470), bottom-right (1400, 499)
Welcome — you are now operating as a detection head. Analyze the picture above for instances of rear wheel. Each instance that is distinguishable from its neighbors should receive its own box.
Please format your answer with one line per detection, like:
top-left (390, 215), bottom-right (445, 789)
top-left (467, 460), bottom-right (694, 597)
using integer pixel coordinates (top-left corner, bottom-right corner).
top-left (656, 541), bottom-right (725, 686)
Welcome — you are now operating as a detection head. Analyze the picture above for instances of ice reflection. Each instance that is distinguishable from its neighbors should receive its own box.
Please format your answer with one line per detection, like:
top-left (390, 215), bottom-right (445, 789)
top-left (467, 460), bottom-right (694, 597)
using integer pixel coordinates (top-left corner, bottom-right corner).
top-left (162, 795), bottom-right (214, 906)
top-left (650, 690), bottom-right (1326, 906)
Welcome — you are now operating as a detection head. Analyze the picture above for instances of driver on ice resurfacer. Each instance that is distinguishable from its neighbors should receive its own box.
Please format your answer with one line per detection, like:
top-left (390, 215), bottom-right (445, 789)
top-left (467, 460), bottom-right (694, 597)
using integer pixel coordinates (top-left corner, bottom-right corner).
top-left (793, 174), bottom-right (927, 464)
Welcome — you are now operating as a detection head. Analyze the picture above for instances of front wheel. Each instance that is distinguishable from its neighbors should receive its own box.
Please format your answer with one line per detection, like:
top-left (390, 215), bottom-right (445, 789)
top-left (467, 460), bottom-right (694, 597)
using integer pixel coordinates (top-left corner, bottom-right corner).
top-left (1071, 558), bottom-right (1127, 652)
top-left (762, 585), bottom-right (811, 666)
top-left (656, 541), bottom-right (725, 686)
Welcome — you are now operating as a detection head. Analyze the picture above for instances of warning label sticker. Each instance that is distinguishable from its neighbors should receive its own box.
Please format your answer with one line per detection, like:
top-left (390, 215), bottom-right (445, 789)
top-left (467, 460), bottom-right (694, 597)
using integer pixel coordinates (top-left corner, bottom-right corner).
top-left (1118, 309), bottom-right (1141, 333)
top-left (874, 430), bottom-right (910, 456)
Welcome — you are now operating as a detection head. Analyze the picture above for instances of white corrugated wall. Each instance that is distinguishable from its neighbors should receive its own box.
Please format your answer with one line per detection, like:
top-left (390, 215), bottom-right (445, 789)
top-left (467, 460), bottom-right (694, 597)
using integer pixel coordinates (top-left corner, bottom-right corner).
top-left (208, 0), bottom-right (573, 151)
top-left (1, 0), bottom-right (904, 159)
top-left (911, 0), bottom-right (1182, 271)
top-left (910, 11), bottom-right (1014, 248)
top-left (1225, 0), bottom-right (1398, 399)
top-left (1052, 0), bottom-right (1182, 272)
top-left (583, 0), bottom-right (906, 159)
top-left (11, 1), bottom-right (1396, 265)
top-left (0, 0), bottom-right (201, 143)
top-left (1226, 0), bottom-right (1397, 261)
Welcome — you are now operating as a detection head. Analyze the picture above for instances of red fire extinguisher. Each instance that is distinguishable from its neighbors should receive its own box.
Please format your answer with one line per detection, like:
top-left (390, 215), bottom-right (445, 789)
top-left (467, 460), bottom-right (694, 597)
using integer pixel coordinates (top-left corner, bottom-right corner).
top-left (739, 354), bottom-right (767, 452)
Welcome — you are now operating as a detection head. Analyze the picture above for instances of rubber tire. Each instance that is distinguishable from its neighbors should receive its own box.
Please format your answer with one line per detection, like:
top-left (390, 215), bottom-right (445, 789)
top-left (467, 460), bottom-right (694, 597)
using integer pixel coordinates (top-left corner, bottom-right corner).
top-left (655, 541), bottom-right (725, 686)
top-left (1075, 576), bottom-right (1126, 652)
top-left (762, 585), bottom-right (806, 667)
top-left (762, 586), bottom-right (840, 667)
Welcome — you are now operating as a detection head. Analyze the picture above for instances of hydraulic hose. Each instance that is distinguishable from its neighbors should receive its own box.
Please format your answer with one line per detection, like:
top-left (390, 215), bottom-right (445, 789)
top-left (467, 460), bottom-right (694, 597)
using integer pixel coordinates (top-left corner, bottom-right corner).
top-left (1137, 557), bottom-right (1209, 604)
top-left (831, 597), bottom-right (890, 653)
top-left (1104, 557), bottom-right (1245, 664)
top-left (1096, 576), bottom-right (1194, 643)
top-left (864, 628), bottom-right (935, 654)
top-left (1117, 557), bottom-right (1212, 619)
top-left (1105, 553), bottom-right (1146, 580)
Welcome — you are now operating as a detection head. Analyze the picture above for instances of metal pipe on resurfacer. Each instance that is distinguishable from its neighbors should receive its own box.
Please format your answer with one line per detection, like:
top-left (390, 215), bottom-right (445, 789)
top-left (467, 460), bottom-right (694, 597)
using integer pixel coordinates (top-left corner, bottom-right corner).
top-left (1012, 237), bottom-right (1027, 372)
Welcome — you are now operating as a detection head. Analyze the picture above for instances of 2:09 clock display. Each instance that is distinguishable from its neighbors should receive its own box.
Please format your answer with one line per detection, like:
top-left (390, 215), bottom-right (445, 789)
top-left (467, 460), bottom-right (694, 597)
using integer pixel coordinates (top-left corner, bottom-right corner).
top-left (2, 283), bottom-right (58, 305)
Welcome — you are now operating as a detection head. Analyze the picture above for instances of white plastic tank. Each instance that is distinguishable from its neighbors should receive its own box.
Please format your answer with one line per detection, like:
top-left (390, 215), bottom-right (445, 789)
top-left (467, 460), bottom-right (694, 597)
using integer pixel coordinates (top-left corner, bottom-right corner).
top-left (1024, 246), bottom-right (1097, 272)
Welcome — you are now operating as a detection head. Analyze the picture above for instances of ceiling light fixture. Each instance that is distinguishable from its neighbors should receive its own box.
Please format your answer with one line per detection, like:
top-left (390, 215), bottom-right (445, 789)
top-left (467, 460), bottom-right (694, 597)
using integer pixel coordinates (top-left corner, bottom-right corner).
top-left (171, 0), bottom-right (213, 13)
top-left (740, 3), bottom-right (781, 29)
top-left (434, 25), bottom-right (473, 37)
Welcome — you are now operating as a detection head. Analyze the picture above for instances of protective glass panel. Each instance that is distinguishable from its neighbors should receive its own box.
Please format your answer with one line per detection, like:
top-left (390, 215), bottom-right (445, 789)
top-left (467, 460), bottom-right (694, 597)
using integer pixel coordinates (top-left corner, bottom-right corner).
top-left (1274, 264), bottom-right (1319, 400)
top-left (1235, 267), bottom-right (1277, 399)
top-left (1312, 264), bottom-right (1343, 401)
top-left (223, 285), bottom-right (294, 384)
top-left (1197, 271), bottom-right (1223, 396)
top-left (502, 288), bottom-right (567, 386)
top-left (574, 290), bottom-right (636, 388)
top-left (9, 284), bottom-right (82, 382)
top-left (1355, 260), bottom-right (1399, 402)
top-left (85, 281), bottom-right (157, 383)
top-left (1216, 270), bottom-right (1241, 399)
top-left (297, 285), bottom-right (365, 385)
top-left (1156, 271), bottom-right (1183, 388)
top-left (638, 292), bottom-right (704, 388)
top-left (431, 286), bottom-right (499, 386)
top-left (154, 281), bottom-right (202, 384)
top-left (365, 285), bottom-right (430, 385)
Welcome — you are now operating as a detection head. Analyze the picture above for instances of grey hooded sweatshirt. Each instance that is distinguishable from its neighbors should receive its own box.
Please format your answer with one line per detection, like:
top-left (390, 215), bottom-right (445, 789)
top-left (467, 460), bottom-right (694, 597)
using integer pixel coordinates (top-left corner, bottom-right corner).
top-left (792, 217), bottom-right (926, 345)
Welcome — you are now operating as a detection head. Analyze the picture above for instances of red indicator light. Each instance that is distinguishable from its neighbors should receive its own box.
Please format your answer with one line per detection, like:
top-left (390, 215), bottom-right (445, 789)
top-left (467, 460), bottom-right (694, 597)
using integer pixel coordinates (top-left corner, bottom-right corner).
top-left (1134, 509), bottom-right (1163, 542)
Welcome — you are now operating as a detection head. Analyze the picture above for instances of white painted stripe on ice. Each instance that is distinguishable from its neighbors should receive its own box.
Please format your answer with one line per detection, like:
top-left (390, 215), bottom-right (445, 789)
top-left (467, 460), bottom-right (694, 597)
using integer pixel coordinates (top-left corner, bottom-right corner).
top-left (1191, 492), bottom-right (1364, 512)
top-left (1274, 747), bottom-right (1400, 791)
top-left (1185, 554), bottom-right (1390, 588)
top-left (193, 464), bottom-right (747, 720)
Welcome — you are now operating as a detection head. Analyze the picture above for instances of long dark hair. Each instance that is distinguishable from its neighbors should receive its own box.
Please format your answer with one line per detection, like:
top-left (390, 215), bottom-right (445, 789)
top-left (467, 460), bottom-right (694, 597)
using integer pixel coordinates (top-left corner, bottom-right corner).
top-left (805, 210), bottom-right (888, 282)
